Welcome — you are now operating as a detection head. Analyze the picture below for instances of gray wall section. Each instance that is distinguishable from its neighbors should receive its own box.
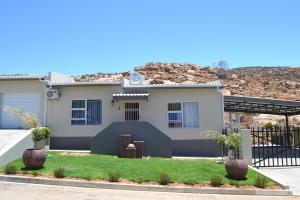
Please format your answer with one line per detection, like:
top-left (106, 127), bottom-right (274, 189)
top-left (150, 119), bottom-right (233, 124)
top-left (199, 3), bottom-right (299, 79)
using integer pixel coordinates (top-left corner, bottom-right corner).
top-left (172, 139), bottom-right (222, 157)
top-left (50, 137), bottom-right (91, 150)
top-left (90, 121), bottom-right (172, 158)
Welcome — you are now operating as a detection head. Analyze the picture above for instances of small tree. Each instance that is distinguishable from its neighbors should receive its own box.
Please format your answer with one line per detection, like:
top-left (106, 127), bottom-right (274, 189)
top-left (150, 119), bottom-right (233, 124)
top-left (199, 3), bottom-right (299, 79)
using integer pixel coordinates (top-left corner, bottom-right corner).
top-left (8, 107), bottom-right (50, 149)
top-left (207, 130), bottom-right (241, 159)
top-left (7, 108), bottom-right (40, 129)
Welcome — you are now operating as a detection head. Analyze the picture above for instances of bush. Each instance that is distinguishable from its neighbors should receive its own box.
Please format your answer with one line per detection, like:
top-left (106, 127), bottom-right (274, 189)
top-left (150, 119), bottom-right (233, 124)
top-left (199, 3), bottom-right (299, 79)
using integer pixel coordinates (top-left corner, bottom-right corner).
top-left (264, 122), bottom-right (274, 129)
top-left (54, 167), bottom-right (65, 178)
top-left (159, 172), bottom-right (171, 185)
top-left (107, 171), bottom-right (120, 182)
top-left (254, 175), bottom-right (267, 188)
top-left (4, 164), bottom-right (17, 175)
top-left (32, 127), bottom-right (51, 142)
top-left (210, 175), bottom-right (223, 187)
top-left (136, 177), bottom-right (144, 184)
top-left (229, 180), bottom-right (240, 187)
top-left (31, 171), bottom-right (39, 177)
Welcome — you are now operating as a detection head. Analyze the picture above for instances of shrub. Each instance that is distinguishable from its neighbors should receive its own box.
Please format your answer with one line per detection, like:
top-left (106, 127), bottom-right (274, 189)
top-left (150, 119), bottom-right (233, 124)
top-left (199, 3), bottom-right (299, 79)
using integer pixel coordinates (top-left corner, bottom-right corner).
top-left (31, 171), bottom-right (39, 177)
top-left (54, 167), bottom-right (65, 178)
top-left (136, 177), bottom-right (144, 184)
top-left (210, 175), bottom-right (223, 187)
top-left (32, 127), bottom-right (51, 149)
top-left (4, 164), bottom-right (17, 175)
top-left (264, 122), bottom-right (274, 129)
top-left (229, 180), bottom-right (240, 187)
top-left (159, 172), bottom-right (171, 185)
top-left (254, 175), bottom-right (267, 188)
top-left (107, 171), bottom-right (120, 182)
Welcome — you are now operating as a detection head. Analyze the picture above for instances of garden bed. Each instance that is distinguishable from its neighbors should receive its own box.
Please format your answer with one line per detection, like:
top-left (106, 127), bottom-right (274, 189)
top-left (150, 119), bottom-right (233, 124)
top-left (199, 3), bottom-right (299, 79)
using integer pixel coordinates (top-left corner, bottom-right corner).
top-left (0, 151), bottom-right (278, 189)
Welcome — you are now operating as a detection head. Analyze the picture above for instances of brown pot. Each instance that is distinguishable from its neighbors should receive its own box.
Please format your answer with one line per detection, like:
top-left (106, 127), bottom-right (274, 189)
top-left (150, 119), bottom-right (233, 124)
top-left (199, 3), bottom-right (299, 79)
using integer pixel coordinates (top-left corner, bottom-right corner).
top-left (225, 159), bottom-right (248, 180)
top-left (22, 148), bottom-right (46, 169)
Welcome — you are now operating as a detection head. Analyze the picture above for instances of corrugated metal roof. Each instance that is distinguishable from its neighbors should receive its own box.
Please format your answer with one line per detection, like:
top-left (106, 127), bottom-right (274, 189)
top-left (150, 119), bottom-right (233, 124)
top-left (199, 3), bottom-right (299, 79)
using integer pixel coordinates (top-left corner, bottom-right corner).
top-left (51, 80), bottom-right (121, 86)
top-left (124, 81), bottom-right (223, 89)
top-left (112, 93), bottom-right (149, 97)
top-left (0, 74), bottom-right (45, 80)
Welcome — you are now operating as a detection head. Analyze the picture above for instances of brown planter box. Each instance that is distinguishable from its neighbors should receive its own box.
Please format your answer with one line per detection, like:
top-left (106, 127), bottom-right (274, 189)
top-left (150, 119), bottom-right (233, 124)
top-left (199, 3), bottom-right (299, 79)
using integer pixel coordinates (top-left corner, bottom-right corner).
top-left (133, 141), bottom-right (144, 158)
top-left (119, 134), bottom-right (131, 157)
top-left (125, 147), bottom-right (136, 158)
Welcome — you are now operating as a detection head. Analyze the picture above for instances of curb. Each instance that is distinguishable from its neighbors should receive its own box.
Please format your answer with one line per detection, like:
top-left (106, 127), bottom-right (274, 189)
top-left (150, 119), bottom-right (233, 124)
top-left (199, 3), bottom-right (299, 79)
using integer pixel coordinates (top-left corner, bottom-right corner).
top-left (0, 174), bottom-right (293, 196)
top-left (248, 166), bottom-right (290, 190)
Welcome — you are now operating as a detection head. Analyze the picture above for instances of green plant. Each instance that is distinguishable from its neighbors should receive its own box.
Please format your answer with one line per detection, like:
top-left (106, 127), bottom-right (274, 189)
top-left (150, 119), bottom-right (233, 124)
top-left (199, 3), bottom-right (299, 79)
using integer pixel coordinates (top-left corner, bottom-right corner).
top-left (210, 175), bottom-right (223, 187)
top-left (4, 164), bottom-right (17, 175)
top-left (32, 127), bottom-right (51, 149)
top-left (229, 180), bottom-right (240, 187)
top-left (264, 122), bottom-right (274, 129)
top-left (183, 179), bottom-right (197, 185)
top-left (136, 177), bottom-right (144, 184)
top-left (8, 108), bottom-right (40, 129)
top-left (31, 171), bottom-right (39, 177)
top-left (159, 172), bottom-right (171, 185)
top-left (54, 167), bottom-right (65, 178)
top-left (107, 171), bottom-right (120, 182)
top-left (254, 175), bottom-right (267, 188)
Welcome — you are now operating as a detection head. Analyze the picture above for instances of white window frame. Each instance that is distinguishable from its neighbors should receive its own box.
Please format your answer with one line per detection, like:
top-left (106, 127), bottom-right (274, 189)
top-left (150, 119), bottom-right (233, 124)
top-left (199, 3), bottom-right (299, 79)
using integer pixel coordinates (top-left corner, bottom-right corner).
top-left (167, 101), bottom-right (199, 128)
top-left (71, 99), bottom-right (101, 126)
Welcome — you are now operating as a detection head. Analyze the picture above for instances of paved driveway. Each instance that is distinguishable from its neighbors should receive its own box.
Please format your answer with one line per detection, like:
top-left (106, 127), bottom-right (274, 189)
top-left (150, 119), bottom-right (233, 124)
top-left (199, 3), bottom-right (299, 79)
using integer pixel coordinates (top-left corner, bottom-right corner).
top-left (260, 167), bottom-right (300, 195)
top-left (0, 181), bottom-right (298, 200)
top-left (0, 130), bottom-right (28, 153)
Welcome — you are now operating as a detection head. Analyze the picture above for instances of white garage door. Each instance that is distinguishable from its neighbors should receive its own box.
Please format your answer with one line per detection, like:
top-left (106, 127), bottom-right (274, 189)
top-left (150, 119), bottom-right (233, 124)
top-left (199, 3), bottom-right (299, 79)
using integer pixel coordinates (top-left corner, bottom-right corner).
top-left (0, 93), bottom-right (40, 129)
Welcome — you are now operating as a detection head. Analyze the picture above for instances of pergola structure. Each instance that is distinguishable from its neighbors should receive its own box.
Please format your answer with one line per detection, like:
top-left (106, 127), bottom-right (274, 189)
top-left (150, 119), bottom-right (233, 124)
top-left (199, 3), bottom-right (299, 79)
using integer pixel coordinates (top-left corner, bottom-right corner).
top-left (224, 95), bottom-right (300, 128)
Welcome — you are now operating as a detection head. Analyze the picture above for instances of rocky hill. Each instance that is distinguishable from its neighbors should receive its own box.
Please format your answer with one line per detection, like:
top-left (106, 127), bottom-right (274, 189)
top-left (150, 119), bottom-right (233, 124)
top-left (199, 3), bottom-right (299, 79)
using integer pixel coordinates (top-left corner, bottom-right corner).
top-left (75, 62), bottom-right (300, 100)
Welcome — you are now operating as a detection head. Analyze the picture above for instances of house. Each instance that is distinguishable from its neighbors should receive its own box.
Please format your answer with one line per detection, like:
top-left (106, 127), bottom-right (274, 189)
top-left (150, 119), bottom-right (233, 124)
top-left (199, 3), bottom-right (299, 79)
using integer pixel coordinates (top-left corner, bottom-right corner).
top-left (0, 72), bottom-right (224, 157)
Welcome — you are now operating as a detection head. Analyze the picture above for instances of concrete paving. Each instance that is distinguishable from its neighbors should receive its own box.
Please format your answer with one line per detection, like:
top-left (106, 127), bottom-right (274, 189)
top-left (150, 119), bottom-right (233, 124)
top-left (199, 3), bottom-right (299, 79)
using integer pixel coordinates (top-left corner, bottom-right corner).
top-left (0, 130), bottom-right (28, 153)
top-left (260, 167), bottom-right (300, 195)
top-left (0, 181), bottom-right (298, 200)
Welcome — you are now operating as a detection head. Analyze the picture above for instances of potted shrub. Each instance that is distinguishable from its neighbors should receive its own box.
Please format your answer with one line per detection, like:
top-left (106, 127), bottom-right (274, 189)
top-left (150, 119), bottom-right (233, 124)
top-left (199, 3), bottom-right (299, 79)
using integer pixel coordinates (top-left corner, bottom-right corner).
top-left (208, 130), bottom-right (248, 180)
top-left (23, 127), bottom-right (51, 169)
top-left (224, 132), bottom-right (248, 180)
top-left (9, 108), bottom-right (51, 169)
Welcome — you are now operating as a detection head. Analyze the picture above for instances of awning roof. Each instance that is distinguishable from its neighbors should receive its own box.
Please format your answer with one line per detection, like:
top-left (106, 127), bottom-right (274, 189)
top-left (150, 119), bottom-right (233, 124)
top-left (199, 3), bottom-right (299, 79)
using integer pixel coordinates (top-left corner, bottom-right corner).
top-left (112, 93), bottom-right (149, 101)
top-left (224, 95), bottom-right (300, 116)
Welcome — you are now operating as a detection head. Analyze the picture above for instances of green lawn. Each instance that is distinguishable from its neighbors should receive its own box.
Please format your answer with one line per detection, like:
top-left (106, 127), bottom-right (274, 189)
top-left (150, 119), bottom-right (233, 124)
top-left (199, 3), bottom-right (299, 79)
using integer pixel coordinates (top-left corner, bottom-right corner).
top-left (1, 151), bottom-right (275, 186)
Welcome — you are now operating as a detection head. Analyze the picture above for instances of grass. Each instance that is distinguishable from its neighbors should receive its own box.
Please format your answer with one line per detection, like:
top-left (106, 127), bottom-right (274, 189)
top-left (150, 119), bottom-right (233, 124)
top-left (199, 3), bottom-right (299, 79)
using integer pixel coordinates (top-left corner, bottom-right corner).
top-left (0, 151), bottom-right (275, 186)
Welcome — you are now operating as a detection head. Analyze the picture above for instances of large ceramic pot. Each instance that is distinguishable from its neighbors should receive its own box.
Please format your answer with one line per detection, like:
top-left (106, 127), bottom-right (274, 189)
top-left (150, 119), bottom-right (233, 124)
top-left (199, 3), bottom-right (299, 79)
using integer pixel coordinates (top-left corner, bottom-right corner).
top-left (225, 159), bottom-right (248, 180)
top-left (23, 148), bottom-right (46, 169)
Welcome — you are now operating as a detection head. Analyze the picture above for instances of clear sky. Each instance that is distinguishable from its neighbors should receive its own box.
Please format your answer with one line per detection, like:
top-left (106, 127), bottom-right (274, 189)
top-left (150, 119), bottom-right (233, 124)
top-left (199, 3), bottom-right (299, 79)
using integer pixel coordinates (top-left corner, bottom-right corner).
top-left (0, 0), bottom-right (299, 75)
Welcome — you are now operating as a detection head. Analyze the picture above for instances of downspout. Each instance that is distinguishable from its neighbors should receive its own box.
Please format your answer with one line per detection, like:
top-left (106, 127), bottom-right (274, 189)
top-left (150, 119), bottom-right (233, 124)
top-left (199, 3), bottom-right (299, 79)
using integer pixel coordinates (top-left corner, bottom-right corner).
top-left (217, 85), bottom-right (225, 130)
top-left (39, 77), bottom-right (50, 127)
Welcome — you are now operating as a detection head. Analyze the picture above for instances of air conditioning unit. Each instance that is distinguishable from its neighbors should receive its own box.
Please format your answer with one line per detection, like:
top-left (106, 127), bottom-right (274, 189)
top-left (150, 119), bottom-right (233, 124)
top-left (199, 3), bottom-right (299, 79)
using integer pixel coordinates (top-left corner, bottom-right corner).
top-left (46, 89), bottom-right (60, 100)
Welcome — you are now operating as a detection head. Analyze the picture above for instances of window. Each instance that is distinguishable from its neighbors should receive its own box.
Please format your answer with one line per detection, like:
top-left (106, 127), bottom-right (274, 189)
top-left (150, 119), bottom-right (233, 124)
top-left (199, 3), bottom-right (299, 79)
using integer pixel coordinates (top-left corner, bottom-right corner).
top-left (71, 100), bottom-right (102, 125)
top-left (167, 102), bottom-right (198, 128)
top-left (125, 102), bottom-right (139, 121)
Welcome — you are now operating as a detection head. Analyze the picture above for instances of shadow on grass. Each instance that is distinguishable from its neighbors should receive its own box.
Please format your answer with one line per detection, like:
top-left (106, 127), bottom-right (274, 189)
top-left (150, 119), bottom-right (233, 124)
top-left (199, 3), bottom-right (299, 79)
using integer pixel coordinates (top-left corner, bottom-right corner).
top-left (225, 174), bottom-right (248, 181)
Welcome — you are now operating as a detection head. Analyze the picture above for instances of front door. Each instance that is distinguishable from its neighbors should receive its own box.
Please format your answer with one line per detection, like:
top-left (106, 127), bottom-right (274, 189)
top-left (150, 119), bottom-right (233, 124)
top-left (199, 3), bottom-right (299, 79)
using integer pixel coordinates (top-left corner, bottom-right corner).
top-left (124, 102), bottom-right (139, 121)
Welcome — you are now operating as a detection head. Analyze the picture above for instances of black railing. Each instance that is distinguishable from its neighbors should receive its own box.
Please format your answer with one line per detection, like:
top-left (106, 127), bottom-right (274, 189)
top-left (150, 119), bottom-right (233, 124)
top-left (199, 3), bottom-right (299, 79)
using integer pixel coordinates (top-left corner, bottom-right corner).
top-left (251, 126), bottom-right (300, 167)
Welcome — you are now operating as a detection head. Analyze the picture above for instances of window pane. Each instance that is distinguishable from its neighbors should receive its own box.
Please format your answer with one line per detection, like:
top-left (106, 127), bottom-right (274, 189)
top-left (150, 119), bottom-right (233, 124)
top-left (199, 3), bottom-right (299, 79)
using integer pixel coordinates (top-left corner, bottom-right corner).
top-left (87, 100), bottom-right (101, 125)
top-left (168, 112), bottom-right (182, 121)
top-left (168, 122), bottom-right (182, 128)
top-left (71, 120), bottom-right (85, 125)
top-left (72, 100), bottom-right (85, 108)
top-left (183, 102), bottom-right (198, 127)
top-left (168, 103), bottom-right (181, 111)
top-left (125, 102), bottom-right (139, 121)
top-left (72, 110), bottom-right (85, 118)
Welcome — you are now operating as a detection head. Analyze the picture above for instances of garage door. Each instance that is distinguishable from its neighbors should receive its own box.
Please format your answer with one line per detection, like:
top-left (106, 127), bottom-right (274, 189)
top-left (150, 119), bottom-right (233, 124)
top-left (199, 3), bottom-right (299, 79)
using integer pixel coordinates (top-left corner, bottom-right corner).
top-left (0, 93), bottom-right (40, 129)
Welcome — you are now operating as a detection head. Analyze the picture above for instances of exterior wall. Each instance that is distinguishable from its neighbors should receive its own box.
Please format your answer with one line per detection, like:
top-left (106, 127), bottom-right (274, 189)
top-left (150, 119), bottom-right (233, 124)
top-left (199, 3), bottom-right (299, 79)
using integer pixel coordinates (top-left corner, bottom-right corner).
top-left (48, 85), bottom-right (223, 153)
top-left (47, 85), bottom-right (123, 138)
top-left (0, 80), bottom-right (47, 127)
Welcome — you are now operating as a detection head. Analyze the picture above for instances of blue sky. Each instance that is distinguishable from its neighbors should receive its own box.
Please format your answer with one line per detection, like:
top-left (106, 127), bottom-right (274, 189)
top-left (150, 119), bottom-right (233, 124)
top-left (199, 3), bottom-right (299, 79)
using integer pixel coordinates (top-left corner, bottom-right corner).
top-left (0, 0), bottom-right (299, 75)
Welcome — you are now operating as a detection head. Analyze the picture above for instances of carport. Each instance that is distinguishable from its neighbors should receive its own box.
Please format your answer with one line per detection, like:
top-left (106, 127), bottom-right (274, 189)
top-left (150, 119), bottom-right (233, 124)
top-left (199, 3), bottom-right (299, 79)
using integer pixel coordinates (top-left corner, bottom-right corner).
top-left (223, 95), bottom-right (300, 168)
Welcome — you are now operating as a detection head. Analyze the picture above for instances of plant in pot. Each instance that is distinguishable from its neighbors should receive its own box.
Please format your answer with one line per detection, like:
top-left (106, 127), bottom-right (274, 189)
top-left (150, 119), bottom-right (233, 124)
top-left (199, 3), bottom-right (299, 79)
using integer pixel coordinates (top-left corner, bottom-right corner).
top-left (9, 108), bottom-right (51, 169)
top-left (208, 130), bottom-right (248, 180)
top-left (224, 132), bottom-right (248, 180)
